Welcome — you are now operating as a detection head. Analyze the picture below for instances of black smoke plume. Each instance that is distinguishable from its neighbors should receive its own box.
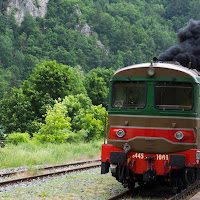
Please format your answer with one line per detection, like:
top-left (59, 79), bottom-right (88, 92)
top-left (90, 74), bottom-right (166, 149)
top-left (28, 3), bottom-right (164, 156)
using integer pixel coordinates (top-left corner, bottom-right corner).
top-left (158, 19), bottom-right (200, 70)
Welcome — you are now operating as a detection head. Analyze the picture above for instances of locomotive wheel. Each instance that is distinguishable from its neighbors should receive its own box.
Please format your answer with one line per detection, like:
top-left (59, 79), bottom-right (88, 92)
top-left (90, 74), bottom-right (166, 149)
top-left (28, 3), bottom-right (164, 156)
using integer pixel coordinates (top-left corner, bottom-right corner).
top-left (170, 169), bottom-right (186, 193)
top-left (138, 180), bottom-right (144, 186)
top-left (171, 177), bottom-right (185, 194)
top-left (185, 168), bottom-right (195, 186)
top-left (128, 178), bottom-right (135, 191)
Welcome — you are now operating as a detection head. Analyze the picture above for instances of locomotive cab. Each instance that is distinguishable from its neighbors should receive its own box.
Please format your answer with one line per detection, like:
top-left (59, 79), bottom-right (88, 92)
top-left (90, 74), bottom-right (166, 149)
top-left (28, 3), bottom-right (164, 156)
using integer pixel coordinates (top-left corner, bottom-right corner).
top-left (107, 62), bottom-right (199, 154)
top-left (101, 62), bottom-right (200, 191)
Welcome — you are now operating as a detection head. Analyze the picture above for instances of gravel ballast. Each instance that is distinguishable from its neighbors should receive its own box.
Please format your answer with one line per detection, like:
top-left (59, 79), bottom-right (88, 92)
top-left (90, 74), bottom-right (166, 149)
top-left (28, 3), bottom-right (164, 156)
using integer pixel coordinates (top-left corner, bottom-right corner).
top-left (0, 167), bottom-right (127, 199)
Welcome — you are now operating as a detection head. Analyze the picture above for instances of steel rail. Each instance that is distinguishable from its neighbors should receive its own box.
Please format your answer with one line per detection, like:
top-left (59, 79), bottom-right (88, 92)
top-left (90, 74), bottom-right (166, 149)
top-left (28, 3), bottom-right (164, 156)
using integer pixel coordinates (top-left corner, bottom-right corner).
top-left (105, 190), bottom-right (130, 200)
top-left (106, 179), bottom-right (200, 200)
top-left (0, 162), bottom-right (101, 187)
top-left (168, 180), bottom-right (200, 200)
top-left (0, 159), bottom-right (100, 177)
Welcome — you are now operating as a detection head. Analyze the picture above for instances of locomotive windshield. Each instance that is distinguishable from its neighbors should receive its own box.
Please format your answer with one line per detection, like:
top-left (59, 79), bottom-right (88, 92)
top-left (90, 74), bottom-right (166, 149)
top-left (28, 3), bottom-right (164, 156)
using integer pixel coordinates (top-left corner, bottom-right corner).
top-left (112, 82), bottom-right (147, 109)
top-left (155, 82), bottom-right (193, 110)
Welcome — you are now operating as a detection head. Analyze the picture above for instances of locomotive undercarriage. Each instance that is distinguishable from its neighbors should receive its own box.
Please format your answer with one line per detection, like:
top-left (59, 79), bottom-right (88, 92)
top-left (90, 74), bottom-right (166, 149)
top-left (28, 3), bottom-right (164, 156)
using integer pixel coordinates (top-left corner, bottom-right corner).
top-left (110, 163), bottom-right (199, 193)
top-left (101, 144), bottom-right (200, 193)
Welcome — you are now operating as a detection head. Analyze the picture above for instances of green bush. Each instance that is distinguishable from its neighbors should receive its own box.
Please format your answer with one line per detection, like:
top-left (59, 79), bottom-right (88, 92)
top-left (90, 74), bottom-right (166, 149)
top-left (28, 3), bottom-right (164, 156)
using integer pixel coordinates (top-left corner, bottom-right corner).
top-left (33, 133), bottom-right (69, 143)
top-left (66, 129), bottom-right (89, 143)
top-left (6, 132), bottom-right (30, 144)
top-left (33, 99), bottom-right (71, 143)
top-left (63, 95), bottom-right (107, 141)
top-left (34, 95), bottom-right (107, 143)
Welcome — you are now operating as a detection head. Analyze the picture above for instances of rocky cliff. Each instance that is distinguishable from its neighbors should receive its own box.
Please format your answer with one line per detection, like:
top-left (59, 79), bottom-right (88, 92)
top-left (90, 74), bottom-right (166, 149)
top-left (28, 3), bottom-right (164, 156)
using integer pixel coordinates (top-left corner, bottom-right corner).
top-left (7, 0), bottom-right (49, 25)
top-left (6, 0), bottom-right (105, 48)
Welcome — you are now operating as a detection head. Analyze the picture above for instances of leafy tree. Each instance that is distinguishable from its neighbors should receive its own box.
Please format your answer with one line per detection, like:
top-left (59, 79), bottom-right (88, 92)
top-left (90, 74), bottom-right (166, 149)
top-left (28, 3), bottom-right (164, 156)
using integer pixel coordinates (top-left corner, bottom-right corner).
top-left (14, 50), bottom-right (25, 71)
top-left (22, 54), bottom-right (39, 80)
top-left (54, 46), bottom-right (76, 66)
top-left (22, 62), bottom-right (86, 127)
top-left (9, 65), bottom-right (21, 88)
top-left (79, 111), bottom-right (104, 141)
top-left (72, 104), bottom-right (106, 141)
top-left (71, 66), bottom-right (87, 95)
top-left (0, 13), bottom-right (6, 33)
top-left (34, 99), bottom-right (71, 143)
top-left (21, 80), bottom-right (54, 121)
top-left (34, 94), bottom-right (106, 143)
top-left (0, 34), bottom-right (13, 68)
top-left (85, 71), bottom-right (108, 106)
top-left (29, 60), bottom-right (82, 100)
top-left (0, 88), bottom-right (36, 134)
top-left (0, 67), bottom-right (12, 99)
top-left (0, 61), bottom-right (87, 136)
top-left (45, 28), bottom-right (58, 48)
top-left (20, 13), bottom-right (40, 37)
top-left (62, 94), bottom-right (106, 141)
top-left (62, 94), bottom-right (92, 126)
top-left (84, 67), bottom-right (114, 106)
top-left (189, 0), bottom-right (200, 20)
top-left (162, 0), bottom-right (190, 31)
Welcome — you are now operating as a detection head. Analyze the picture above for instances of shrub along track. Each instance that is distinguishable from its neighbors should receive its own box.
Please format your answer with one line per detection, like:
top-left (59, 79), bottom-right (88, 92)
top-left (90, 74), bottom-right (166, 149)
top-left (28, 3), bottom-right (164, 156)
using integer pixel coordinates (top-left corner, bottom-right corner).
top-left (0, 159), bottom-right (101, 187)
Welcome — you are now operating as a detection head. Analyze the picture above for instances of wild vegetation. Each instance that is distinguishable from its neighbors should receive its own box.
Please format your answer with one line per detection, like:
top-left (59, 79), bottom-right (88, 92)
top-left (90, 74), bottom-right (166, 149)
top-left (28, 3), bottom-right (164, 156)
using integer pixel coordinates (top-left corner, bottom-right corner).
top-left (0, 141), bottom-right (102, 169)
top-left (0, 0), bottom-right (199, 147)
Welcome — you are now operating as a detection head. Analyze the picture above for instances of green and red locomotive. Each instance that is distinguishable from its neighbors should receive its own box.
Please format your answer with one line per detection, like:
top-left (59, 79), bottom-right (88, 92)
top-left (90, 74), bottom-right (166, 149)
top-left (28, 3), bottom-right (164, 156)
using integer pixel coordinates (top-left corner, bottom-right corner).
top-left (101, 61), bottom-right (200, 191)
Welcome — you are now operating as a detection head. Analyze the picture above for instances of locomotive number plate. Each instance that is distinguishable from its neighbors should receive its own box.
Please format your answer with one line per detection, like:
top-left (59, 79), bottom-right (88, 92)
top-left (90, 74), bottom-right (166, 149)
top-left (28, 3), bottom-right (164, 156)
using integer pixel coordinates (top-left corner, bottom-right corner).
top-left (132, 153), bottom-right (144, 159)
top-left (156, 154), bottom-right (169, 161)
top-left (132, 153), bottom-right (169, 160)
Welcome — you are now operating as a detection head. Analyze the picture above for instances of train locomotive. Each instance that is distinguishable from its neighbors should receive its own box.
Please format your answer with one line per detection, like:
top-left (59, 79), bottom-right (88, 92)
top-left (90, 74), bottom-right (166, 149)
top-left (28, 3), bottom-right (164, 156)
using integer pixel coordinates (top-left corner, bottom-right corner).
top-left (101, 61), bottom-right (200, 192)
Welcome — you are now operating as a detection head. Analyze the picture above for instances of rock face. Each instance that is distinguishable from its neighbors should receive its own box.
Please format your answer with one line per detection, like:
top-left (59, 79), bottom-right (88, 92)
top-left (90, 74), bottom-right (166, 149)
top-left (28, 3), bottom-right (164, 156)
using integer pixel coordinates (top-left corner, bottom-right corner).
top-left (6, 0), bottom-right (105, 49)
top-left (74, 5), bottom-right (104, 48)
top-left (80, 24), bottom-right (92, 36)
top-left (7, 0), bottom-right (49, 25)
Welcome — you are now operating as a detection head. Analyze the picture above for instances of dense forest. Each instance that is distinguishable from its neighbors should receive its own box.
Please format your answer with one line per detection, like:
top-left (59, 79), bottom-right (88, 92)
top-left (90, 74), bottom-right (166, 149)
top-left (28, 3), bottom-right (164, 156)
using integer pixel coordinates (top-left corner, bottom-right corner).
top-left (0, 0), bottom-right (200, 142)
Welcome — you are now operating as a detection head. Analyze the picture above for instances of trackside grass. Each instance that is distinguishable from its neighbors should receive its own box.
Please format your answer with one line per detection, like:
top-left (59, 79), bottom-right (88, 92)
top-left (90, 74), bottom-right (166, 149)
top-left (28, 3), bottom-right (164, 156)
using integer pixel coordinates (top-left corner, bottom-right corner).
top-left (0, 141), bottom-right (102, 169)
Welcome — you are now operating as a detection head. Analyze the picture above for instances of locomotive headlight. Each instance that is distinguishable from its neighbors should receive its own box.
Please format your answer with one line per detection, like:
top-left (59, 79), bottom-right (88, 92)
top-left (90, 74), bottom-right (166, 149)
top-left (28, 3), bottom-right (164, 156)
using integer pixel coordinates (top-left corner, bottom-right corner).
top-left (116, 129), bottom-right (125, 138)
top-left (147, 67), bottom-right (155, 77)
top-left (174, 131), bottom-right (184, 140)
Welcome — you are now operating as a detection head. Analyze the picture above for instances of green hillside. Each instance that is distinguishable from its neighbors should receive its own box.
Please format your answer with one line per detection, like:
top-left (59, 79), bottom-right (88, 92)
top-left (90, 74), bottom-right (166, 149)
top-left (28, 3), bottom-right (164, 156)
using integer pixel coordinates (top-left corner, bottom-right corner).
top-left (1, 0), bottom-right (199, 96)
top-left (0, 0), bottom-right (199, 138)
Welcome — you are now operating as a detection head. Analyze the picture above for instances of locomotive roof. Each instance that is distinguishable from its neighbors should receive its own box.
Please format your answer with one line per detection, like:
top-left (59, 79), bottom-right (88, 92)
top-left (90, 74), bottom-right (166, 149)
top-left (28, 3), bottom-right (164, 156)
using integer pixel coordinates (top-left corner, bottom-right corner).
top-left (113, 62), bottom-right (200, 83)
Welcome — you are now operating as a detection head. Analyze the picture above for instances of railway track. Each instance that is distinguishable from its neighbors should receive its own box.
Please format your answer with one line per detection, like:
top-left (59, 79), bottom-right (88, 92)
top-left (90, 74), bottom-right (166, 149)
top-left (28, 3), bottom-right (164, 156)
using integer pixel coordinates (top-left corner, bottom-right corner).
top-left (0, 159), bottom-right (100, 177)
top-left (106, 180), bottom-right (200, 200)
top-left (106, 184), bottom-right (172, 200)
top-left (0, 159), bottom-right (101, 187)
top-left (3, 159), bottom-right (200, 199)
top-left (106, 190), bottom-right (130, 200)
top-left (168, 180), bottom-right (200, 200)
